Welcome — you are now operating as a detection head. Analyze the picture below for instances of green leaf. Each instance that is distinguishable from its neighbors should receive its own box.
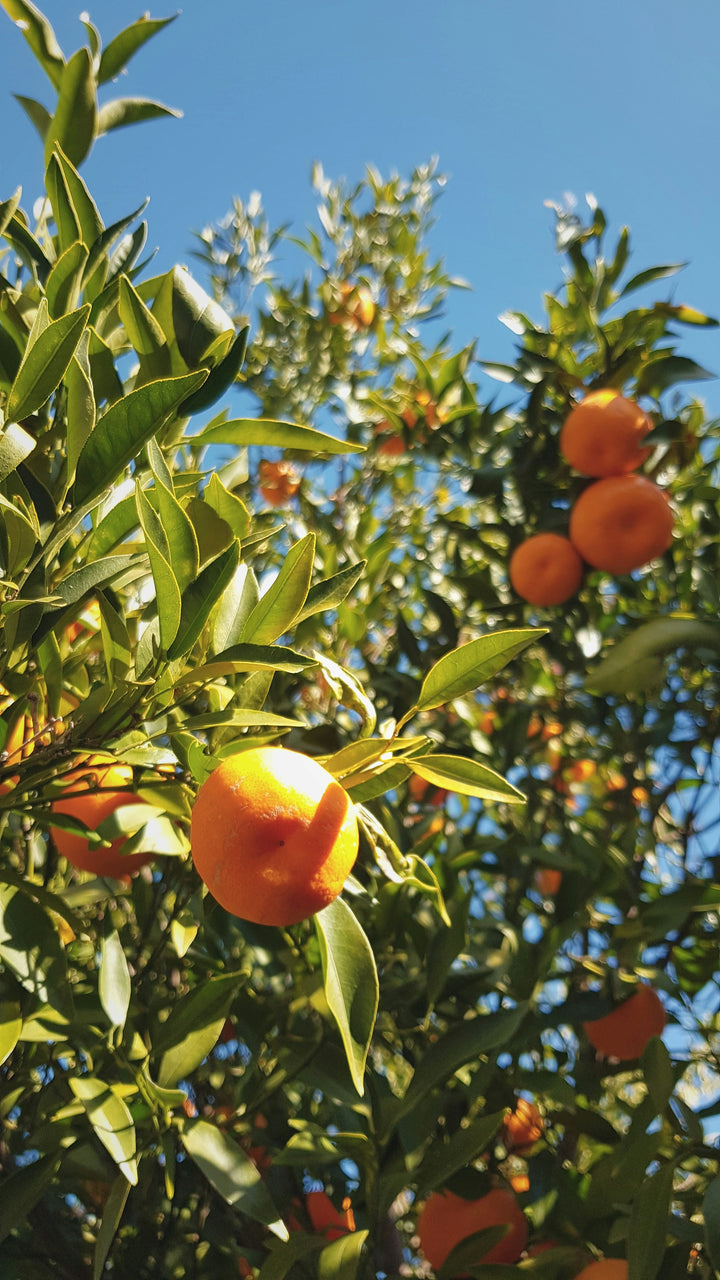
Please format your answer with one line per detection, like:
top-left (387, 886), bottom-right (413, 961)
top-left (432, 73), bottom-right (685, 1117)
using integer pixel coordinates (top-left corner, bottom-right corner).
top-left (704, 1177), bottom-right (720, 1271)
top-left (258, 1236), bottom-right (325, 1280)
top-left (204, 472), bottom-right (251, 541)
top-left (136, 481), bottom-right (182, 650)
top-left (167, 540), bottom-right (240, 661)
top-left (93, 1175), bottom-right (131, 1280)
top-left (183, 709), bottom-right (302, 732)
top-left (98, 14), bottom-right (179, 83)
top-left (296, 561), bottom-right (366, 624)
top-left (586, 617), bottom-right (720, 695)
top-left (317, 1231), bottom-right (369, 1279)
top-left (0, 1152), bottom-right (60, 1244)
top-left (179, 325), bottom-right (249, 415)
top-left (99, 929), bottom-right (131, 1031)
top-left (8, 302), bottom-right (90, 420)
top-left (50, 146), bottom-right (104, 247)
top-left (437, 1226), bottom-right (515, 1278)
top-left (642, 1037), bottom-right (674, 1115)
top-left (409, 754), bottom-right (525, 804)
top-left (45, 151), bottom-right (81, 253)
top-left (166, 265), bottom-right (233, 367)
top-left (0, 1001), bottom-right (22, 1066)
top-left (628, 1162), bottom-right (675, 1280)
top-left (45, 239), bottom-right (89, 317)
top-left (0, 0), bottom-right (65, 90)
top-left (97, 591), bottom-right (132, 681)
top-left (69, 1077), bottom-right (138, 1184)
top-left (413, 629), bottom-right (544, 715)
top-left (118, 274), bottom-right (169, 368)
top-left (400, 1004), bottom-right (528, 1116)
top-left (197, 417), bottom-right (365, 454)
top-left (183, 1120), bottom-right (288, 1239)
top-left (64, 329), bottom-right (96, 483)
top-left (172, 644), bottom-right (315, 687)
top-left (55, 553), bottom-right (139, 605)
top-left (3, 211), bottom-right (53, 279)
top-left (74, 370), bottom-right (207, 507)
top-left (13, 93), bottom-right (51, 141)
top-left (97, 97), bottom-right (182, 136)
top-left (636, 354), bottom-right (715, 397)
top-left (155, 974), bottom-right (239, 1085)
top-left (0, 421), bottom-right (36, 480)
top-left (0, 187), bottom-right (22, 237)
top-left (415, 1112), bottom-right (505, 1196)
top-left (240, 533), bottom-right (315, 646)
top-left (315, 897), bottom-right (379, 1096)
top-left (147, 440), bottom-right (199, 590)
top-left (620, 262), bottom-right (685, 297)
top-left (0, 884), bottom-right (69, 1012)
top-left (44, 46), bottom-right (97, 169)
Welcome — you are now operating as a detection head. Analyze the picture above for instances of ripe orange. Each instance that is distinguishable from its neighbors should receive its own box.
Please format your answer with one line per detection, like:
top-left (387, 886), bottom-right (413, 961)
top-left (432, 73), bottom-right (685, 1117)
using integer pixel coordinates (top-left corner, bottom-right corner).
top-left (574, 1260), bottom-right (628, 1280)
top-left (190, 747), bottom-right (359, 926)
top-left (327, 282), bottom-right (375, 330)
top-left (569, 474), bottom-right (673, 575)
top-left (258, 459), bottom-right (300, 507)
top-left (1, 689), bottom-right (78, 794)
top-left (503, 1098), bottom-right (544, 1154)
top-left (373, 421), bottom-right (407, 456)
top-left (534, 868), bottom-right (562, 896)
top-left (566, 759), bottom-right (596, 783)
top-left (50, 757), bottom-right (154, 880)
top-left (305, 1190), bottom-right (355, 1240)
top-left (584, 984), bottom-right (666, 1061)
top-left (509, 533), bottom-right (583, 607)
top-left (417, 1187), bottom-right (528, 1272)
top-left (560, 390), bottom-right (652, 477)
top-left (478, 709), bottom-right (497, 736)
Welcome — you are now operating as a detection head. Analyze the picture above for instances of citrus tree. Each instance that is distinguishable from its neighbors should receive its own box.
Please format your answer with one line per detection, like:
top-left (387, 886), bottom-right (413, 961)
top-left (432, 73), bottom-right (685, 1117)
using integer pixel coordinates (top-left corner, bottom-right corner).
top-left (1, 7), bottom-right (720, 1280)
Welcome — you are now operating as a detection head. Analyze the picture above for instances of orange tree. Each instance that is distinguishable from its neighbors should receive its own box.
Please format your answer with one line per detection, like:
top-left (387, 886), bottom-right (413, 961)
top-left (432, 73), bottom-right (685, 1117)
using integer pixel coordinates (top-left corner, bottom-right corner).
top-left (1, 7), bottom-right (720, 1280)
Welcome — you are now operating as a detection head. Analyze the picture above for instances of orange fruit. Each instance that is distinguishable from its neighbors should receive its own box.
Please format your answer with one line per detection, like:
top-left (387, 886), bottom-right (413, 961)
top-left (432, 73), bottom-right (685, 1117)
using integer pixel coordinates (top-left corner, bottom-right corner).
top-left (258, 459), bottom-right (300, 507)
top-left (417, 1187), bottom-right (528, 1272)
top-left (534, 868), bottom-right (562, 896)
top-left (327, 282), bottom-right (375, 330)
top-left (50, 757), bottom-right (154, 881)
top-left (574, 1261), bottom-right (628, 1280)
top-left (584, 984), bottom-right (666, 1061)
top-left (569, 474), bottom-right (673, 574)
top-left (503, 1098), bottom-right (544, 1153)
top-left (509, 533), bottom-right (583, 607)
top-left (560, 390), bottom-right (652, 477)
top-left (1, 689), bottom-right (78, 795)
top-left (373, 421), bottom-right (407, 456)
top-left (190, 747), bottom-right (359, 926)
top-left (565, 759), bottom-right (596, 784)
top-left (305, 1190), bottom-right (355, 1240)
top-left (478, 709), bottom-right (497, 736)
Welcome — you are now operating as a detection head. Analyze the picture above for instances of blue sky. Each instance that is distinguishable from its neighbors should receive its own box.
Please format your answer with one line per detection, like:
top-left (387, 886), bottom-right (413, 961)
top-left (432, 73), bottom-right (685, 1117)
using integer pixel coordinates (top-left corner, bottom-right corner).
top-left (2, 0), bottom-right (720, 411)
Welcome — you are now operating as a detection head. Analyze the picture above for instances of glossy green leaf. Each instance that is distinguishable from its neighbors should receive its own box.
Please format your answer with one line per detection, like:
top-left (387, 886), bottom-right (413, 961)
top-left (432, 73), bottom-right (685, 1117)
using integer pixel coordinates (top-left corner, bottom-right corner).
top-left (258, 1236), bottom-right (325, 1280)
top-left (636, 354), bottom-right (715, 397)
top-left (0, 1152), bottom-right (60, 1244)
top-left (155, 974), bottom-right (239, 1084)
top-left (118, 273), bottom-right (169, 366)
top-left (97, 97), bottom-right (182, 136)
top-left (183, 1120), bottom-right (288, 1238)
top-left (50, 146), bottom-right (104, 246)
top-left (97, 590), bottom-right (132, 681)
top-left (3, 211), bottom-right (53, 279)
top-left (628, 1162), bottom-right (675, 1280)
top-left (0, 0), bottom-right (65, 90)
top-left (74, 370), bottom-right (207, 506)
top-left (148, 440), bottom-right (199, 590)
top-left (0, 421), bottom-right (36, 480)
top-left (45, 151), bottom-right (81, 253)
top-left (437, 1226), bottom-right (514, 1278)
top-left (172, 644), bottom-right (314, 687)
top-left (240, 533), bottom-right (315, 646)
top-left (45, 239), bottom-right (88, 316)
top-left (211, 563), bottom-right (260, 653)
top-left (55, 553), bottom-right (139, 605)
top-left (295, 561), bottom-right (366, 624)
top-left (86, 494), bottom-right (138, 559)
top-left (400, 1004), bottom-right (528, 1117)
top-left (0, 1001), bottom-right (22, 1066)
top-left (64, 329), bottom-right (95, 483)
top-left (69, 1077), bottom-right (138, 1184)
top-left (0, 883), bottom-right (69, 1012)
top-left (14, 92), bottom-right (51, 140)
top-left (167, 540), bottom-right (240, 660)
top-left (315, 897), bottom-right (379, 1096)
top-left (197, 416), bottom-right (365, 455)
top-left (183, 708), bottom-right (301, 731)
top-left (0, 187), bottom-right (21, 238)
top-left (98, 14), bottom-right (179, 83)
top-left (414, 1112), bottom-right (505, 1197)
top-left (179, 324), bottom-right (249, 415)
top-left (619, 262), bottom-right (685, 297)
top-left (642, 1036), bottom-right (674, 1115)
top-left (136, 481), bottom-right (182, 650)
top-left (704, 1177), bottom-right (720, 1270)
top-left (8, 302), bottom-right (90, 420)
top-left (204, 472), bottom-right (251, 540)
top-left (93, 1174), bottom-right (131, 1280)
top-left (99, 929), bottom-right (131, 1030)
top-left (413, 629), bottom-right (544, 715)
top-left (44, 46), bottom-right (97, 168)
top-left (317, 1231), bottom-right (369, 1279)
top-left (410, 755), bottom-right (524, 803)
top-left (165, 266), bottom-right (233, 367)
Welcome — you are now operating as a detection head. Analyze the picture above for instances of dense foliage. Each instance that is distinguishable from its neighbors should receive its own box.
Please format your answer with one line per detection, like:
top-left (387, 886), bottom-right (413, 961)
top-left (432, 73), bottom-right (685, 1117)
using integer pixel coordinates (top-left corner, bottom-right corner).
top-left (1, 7), bottom-right (720, 1279)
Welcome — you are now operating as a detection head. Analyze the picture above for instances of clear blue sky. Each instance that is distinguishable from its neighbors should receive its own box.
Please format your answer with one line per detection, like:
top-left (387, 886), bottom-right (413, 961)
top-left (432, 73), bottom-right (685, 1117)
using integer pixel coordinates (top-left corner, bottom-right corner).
top-left (3, 0), bottom-right (720, 411)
